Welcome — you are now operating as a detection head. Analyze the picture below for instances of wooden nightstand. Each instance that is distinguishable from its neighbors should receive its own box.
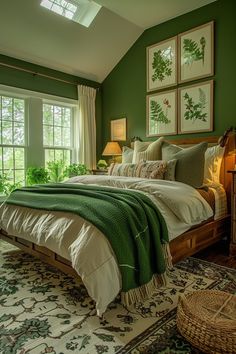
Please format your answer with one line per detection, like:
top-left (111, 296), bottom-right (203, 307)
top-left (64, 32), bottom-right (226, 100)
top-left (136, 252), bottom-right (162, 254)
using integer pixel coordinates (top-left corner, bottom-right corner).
top-left (228, 170), bottom-right (236, 256)
top-left (92, 169), bottom-right (108, 175)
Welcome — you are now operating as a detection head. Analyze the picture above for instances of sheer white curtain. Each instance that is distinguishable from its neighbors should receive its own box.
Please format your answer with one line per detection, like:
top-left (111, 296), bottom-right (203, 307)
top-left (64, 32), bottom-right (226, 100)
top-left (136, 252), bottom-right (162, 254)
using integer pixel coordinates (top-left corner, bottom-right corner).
top-left (75, 85), bottom-right (97, 170)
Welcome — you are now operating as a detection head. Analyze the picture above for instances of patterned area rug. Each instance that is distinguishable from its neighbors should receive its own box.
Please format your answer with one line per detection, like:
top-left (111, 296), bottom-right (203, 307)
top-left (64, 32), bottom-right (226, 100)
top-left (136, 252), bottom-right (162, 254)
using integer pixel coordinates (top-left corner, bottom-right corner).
top-left (0, 240), bottom-right (236, 354)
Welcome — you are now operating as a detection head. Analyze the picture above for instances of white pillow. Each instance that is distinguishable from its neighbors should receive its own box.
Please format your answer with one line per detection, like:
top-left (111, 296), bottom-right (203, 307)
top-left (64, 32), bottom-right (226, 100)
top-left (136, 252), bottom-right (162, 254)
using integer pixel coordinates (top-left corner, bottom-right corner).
top-left (204, 145), bottom-right (225, 184)
top-left (122, 146), bottom-right (134, 163)
top-left (132, 137), bottom-right (164, 163)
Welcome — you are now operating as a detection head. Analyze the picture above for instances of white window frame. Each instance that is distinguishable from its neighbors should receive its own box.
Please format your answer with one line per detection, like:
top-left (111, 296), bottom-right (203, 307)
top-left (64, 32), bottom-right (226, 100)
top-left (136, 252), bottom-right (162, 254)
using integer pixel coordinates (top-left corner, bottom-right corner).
top-left (42, 99), bottom-right (74, 165)
top-left (0, 84), bottom-right (77, 179)
top-left (0, 92), bottom-right (27, 184)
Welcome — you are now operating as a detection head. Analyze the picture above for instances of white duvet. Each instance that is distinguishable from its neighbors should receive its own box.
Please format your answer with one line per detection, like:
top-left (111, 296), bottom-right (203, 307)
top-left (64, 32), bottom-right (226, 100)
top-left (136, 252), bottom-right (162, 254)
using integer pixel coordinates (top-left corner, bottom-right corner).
top-left (0, 176), bottom-right (213, 315)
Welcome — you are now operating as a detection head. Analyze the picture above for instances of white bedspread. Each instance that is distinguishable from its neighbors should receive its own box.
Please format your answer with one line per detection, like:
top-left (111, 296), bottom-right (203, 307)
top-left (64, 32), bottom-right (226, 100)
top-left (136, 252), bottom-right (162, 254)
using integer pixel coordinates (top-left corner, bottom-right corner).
top-left (0, 176), bottom-right (213, 315)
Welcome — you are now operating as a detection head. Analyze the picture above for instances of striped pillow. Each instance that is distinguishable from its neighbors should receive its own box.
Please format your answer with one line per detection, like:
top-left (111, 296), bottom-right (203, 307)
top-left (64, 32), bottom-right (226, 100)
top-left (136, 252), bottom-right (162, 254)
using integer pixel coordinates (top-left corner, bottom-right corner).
top-left (132, 137), bottom-right (164, 163)
top-left (108, 163), bottom-right (137, 177)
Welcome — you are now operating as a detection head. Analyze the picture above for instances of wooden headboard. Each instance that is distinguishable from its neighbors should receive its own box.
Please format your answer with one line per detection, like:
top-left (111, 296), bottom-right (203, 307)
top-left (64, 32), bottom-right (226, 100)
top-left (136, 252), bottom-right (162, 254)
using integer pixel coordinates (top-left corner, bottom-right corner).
top-left (164, 134), bottom-right (235, 207)
top-left (132, 129), bottom-right (235, 207)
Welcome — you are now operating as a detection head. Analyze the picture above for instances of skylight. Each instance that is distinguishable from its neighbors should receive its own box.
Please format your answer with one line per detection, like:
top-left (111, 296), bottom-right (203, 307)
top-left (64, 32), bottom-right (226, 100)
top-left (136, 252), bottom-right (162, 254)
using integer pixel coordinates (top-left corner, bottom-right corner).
top-left (40, 0), bottom-right (101, 27)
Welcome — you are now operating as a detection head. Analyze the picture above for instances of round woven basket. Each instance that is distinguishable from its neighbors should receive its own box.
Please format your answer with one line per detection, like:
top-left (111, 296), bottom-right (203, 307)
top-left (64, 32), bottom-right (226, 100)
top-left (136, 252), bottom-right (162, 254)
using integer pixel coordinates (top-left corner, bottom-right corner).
top-left (176, 290), bottom-right (236, 354)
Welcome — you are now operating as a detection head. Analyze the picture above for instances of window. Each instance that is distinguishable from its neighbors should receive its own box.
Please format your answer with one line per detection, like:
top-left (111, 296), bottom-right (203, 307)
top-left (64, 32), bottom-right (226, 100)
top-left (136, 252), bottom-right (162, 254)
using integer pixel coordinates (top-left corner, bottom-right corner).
top-left (41, 0), bottom-right (77, 20)
top-left (40, 0), bottom-right (101, 27)
top-left (0, 95), bottom-right (25, 184)
top-left (0, 85), bottom-right (77, 192)
top-left (43, 103), bottom-right (72, 165)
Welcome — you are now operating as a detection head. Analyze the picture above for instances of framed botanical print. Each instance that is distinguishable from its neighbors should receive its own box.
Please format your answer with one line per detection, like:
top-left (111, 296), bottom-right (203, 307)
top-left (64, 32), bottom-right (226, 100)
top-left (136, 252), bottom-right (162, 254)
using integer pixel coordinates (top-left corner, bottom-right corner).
top-left (147, 36), bottom-right (177, 92)
top-left (146, 89), bottom-right (177, 137)
top-left (111, 118), bottom-right (126, 141)
top-left (178, 80), bottom-right (213, 134)
top-left (178, 21), bottom-right (214, 83)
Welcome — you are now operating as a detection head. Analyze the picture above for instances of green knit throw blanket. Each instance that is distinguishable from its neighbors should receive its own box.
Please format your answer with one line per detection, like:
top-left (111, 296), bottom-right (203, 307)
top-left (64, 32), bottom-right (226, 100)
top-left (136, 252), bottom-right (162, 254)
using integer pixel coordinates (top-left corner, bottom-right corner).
top-left (6, 183), bottom-right (169, 303)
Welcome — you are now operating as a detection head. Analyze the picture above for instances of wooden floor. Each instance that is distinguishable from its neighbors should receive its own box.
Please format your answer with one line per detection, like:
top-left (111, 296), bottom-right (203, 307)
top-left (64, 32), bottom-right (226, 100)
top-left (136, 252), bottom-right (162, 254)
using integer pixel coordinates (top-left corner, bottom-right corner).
top-left (195, 239), bottom-right (236, 269)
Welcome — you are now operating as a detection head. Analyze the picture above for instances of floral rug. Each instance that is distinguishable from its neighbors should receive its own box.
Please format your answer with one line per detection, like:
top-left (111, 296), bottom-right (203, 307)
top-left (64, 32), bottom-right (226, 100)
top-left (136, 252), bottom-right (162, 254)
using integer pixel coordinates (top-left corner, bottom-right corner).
top-left (0, 240), bottom-right (236, 354)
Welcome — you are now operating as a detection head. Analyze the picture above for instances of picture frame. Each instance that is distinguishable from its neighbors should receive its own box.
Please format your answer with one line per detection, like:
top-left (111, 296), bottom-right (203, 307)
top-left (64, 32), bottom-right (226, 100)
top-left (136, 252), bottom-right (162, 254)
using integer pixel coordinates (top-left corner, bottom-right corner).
top-left (146, 89), bottom-right (177, 137)
top-left (178, 80), bottom-right (214, 134)
top-left (111, 118), bottom-right (126, 141)
top-left (178, 21), bottom-right (214, 83)
top-left (147, 36), bottom-right (177, 92)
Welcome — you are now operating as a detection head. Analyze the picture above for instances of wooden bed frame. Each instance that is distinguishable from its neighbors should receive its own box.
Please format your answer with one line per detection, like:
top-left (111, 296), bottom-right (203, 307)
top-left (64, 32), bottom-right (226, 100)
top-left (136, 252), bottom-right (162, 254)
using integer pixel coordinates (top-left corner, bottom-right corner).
top-left (0, 131), bottom-right (235, 276)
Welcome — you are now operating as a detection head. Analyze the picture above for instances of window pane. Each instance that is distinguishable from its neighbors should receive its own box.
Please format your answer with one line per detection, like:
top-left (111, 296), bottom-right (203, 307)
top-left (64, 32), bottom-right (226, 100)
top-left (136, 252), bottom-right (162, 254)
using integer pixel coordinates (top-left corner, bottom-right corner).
top-left (43, 104), bottom-right (53, 125)
top-left (3, 148), bottom-right (14, 170)
top-left (63, 150), bottom-right (70, 164)
top-left (63, 108), bottom-right (71, 127)
top-left (66, 2), bottom-right (77, 12)
top-left (14, 122), bottom-right (24, 145)
top-left (54, 126), bottom-right (62, 146)
top-left (45, 149), bottom-right (55, 164)
top-left (4, 169), bottom-right (14, 182)
top-left (55, 149), bottom-right (63, 161)
top-left (45, 148), bottom-right (70, 165)
top-left (2, 97), bottom-right (13, 120)
top-left (64, 10), bottom-right (73, 19)
top-left (2, 121), bottom-right (13, 144)
top-left (54, 106), bottom-right (62, 126)
top-left (15, 170), bottom-right (25, 184)
top-left (0, 95), bottom-right (25, 187)
top-left (0, 148), bottom-right (2, 170)
top-left (43, 125), bottom-right (54, 146)
top-left (43, 103), bottom-right (72, 164)
top-left (62, 127), bottom-right (71, 147)
top-left (14, 99), bottom-right (24, 122)
top-left (15, 148), bottom-right (25, 169)
top-left (51, 3), bottom-right (63, 14)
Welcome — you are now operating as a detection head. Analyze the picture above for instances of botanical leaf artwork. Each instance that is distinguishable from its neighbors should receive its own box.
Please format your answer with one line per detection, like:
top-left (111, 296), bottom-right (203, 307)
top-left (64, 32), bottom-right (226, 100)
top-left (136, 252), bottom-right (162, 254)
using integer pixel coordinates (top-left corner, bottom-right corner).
top-left (152, 47), bottom-right (173, 82)
top-left (183, 88), bottom-right (207, 123)
top-left (183, 37), bottom-right (206, 65)
top-left (150, 98), bottom-right (171, 125)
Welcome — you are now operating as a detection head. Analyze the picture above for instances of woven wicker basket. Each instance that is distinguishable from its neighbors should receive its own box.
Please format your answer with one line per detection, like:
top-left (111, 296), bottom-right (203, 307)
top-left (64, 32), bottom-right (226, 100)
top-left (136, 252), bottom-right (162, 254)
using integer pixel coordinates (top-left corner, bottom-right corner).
top-left (177, 290), bottom-right (236, 354)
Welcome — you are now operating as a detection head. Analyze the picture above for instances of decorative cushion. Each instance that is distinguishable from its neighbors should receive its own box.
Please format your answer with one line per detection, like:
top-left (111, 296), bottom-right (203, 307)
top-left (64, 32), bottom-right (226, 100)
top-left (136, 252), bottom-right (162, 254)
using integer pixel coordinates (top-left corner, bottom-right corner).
top-left (132, 137), bottom-right (164, 163)
top-left (162, 141), bottom-right (208, 188)
top-left (122, 146), bottom-right (134, 163)
top-left (108, 163), bottom-right (136, 177)
top-left (204, 145), bottom-right (225, 184)
top-left (135, 161), bottom-right (167, 179)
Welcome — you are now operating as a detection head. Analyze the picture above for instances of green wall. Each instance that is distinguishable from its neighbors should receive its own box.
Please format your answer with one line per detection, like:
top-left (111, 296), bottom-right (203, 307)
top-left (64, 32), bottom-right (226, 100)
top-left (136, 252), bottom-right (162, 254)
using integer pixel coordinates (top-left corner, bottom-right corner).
top-left (0, 54), bottom-right (102, 158)
top-left (101, 0), bottom-right (236, 150)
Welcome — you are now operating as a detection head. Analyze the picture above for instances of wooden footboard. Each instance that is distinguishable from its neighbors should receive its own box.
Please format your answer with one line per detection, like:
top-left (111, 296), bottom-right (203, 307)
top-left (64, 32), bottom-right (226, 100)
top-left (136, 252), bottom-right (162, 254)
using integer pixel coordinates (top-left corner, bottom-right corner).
top-left (0, 214), bottom-right (231, 273)
top-left (0, 230), bottom-right (79, 278)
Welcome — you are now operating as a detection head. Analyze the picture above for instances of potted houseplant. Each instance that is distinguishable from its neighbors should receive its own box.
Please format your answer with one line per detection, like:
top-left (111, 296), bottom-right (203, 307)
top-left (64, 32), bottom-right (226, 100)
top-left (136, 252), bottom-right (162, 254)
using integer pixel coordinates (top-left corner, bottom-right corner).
top-left (26, 167), bottom-right (49, 185)
top-left (64, 163), bottom-right (88, 178)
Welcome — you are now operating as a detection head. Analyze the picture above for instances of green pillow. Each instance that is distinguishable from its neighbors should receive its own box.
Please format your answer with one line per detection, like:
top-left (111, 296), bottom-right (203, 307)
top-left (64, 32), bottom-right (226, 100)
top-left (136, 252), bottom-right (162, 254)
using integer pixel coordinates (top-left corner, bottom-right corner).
top-left (162, 141), bottom-right (208, 188)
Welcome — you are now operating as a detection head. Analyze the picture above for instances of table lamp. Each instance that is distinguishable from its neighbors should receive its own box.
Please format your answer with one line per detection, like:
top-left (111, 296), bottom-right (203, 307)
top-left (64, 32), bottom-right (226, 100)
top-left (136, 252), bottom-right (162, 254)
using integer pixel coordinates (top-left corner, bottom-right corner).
top-left (102, 141), bottom-right (122, 164)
